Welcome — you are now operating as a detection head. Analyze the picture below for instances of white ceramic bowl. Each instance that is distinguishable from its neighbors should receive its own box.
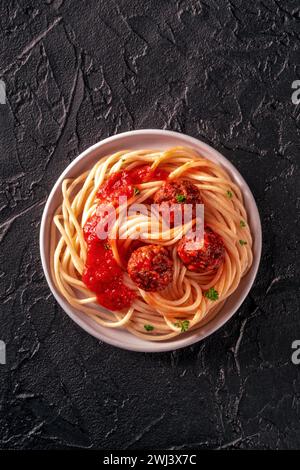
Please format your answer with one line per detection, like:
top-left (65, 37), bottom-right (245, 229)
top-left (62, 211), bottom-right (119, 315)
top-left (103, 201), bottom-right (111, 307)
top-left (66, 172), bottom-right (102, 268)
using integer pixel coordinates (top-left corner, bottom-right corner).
top-left (40, 130), bottom-right (262, 352)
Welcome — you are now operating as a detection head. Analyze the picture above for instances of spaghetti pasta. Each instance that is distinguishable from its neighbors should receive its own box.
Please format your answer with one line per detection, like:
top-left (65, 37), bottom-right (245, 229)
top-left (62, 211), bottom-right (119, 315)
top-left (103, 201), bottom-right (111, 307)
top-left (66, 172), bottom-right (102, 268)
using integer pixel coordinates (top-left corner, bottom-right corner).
top-left (50, 146), bottom-right (253, 341)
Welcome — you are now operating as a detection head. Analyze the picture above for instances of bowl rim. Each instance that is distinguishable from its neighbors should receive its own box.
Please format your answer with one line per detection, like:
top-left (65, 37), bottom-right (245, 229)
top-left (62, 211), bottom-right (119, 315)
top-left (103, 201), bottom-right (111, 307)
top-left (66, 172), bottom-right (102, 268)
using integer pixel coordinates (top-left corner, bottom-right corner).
top-left (40, 129), bottom-right (262, 353)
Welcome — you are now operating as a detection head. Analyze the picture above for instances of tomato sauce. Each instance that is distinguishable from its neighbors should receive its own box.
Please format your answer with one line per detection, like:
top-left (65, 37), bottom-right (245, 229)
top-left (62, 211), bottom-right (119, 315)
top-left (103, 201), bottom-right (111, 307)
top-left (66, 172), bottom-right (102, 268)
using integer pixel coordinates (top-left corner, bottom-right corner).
top-left (82, 165), bottom-right (169, 311)
top-left (96, 165), bottom-right (168, 206)
top-left (82, 214), bottom-right (135, 310)
top-left (128, 165), bottom-right (169, 184)
top-left (97, 171), bottom-right (134, 206)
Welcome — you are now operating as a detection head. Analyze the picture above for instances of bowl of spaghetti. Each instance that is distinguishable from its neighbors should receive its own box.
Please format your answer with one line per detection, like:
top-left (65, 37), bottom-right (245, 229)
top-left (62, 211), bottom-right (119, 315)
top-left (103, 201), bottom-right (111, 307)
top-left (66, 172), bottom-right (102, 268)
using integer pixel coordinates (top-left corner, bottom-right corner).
top-left (40, 130), bottom-right (262, 352)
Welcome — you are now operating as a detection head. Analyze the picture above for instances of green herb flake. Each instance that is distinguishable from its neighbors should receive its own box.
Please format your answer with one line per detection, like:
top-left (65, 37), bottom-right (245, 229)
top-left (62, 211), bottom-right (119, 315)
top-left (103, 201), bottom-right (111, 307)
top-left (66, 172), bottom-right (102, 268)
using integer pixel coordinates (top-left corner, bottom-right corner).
top-left (144, 324), bottom-right (154, 332)
top-left (205, 287), bottom-right (219, 301)
top-left (133, 187), bottom-right (140, 196)
top-left (239, 239), bottom-right (247, 246)
top-left (226, 190), bottom-right (233, 199)
top-left (104, 242), bottom-right (111, 250)
top-left (176, 194), bottom-right (187, 203)
top-left (174, 320), bottom-right (190, 332)
top-left (240, 220), bottom-right (246, 227)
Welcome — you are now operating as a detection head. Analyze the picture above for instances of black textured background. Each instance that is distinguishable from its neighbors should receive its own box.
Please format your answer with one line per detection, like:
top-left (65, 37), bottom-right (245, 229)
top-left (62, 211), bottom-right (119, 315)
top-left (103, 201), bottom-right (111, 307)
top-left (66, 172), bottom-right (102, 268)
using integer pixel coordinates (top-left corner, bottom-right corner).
top-left (0, 0), bottom-right (299, 450)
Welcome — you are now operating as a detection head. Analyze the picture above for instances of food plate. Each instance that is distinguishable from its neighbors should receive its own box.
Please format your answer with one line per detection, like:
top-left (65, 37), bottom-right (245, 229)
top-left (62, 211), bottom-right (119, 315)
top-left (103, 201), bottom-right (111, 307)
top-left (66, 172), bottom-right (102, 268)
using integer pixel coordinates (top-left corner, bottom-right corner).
top-left (40, 130), bottom-right (262, 352)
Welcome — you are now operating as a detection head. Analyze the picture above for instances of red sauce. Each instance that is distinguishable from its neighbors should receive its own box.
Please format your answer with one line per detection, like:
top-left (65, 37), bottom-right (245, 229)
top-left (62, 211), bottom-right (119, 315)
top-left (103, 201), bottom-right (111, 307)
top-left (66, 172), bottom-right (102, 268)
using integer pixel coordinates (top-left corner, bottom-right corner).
top-left (97, 171), bottom-right (134, 206)
top-left (82, 214), bottom-right (135, 310)
top-left (83, 164), bottom-right (169, 311)
top-left (128, 165), bottom-right (169, 184)
top-left (97, 165), bottom-right (169, 206)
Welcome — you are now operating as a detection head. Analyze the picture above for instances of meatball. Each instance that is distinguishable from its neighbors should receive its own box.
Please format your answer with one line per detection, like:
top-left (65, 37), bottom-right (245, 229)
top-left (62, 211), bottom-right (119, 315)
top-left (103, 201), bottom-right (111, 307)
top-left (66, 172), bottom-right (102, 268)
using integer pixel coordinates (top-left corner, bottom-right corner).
top-left (153, 180), bottom-right (202, 224)
top-left (177, 226), bottom-right (225, 272)
top-left (127, 245), bottom-right (173, 291)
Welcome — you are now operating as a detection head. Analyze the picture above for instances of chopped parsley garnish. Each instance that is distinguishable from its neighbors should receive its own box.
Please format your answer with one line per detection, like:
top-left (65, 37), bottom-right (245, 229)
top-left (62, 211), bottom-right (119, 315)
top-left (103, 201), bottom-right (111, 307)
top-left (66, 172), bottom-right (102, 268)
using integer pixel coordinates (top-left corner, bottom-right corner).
top-left (239, 239), bottom-right (247, 246)
top-left (133, 187), bottom-right (140, 196)
top-left (176, 194), bottom-right (186, 203)
top-left (104, 242), bottom-right (111, 250)
top-left (205, 287), bottom-right (219, 301)
top-left (240, 220), bottom-right (246, 228)
top-left (174, 320), bottom-right (190, 332)
top-left (226, 190), bottom-right (233, 199)
top-left (144, 324), bottom-right (154, 331)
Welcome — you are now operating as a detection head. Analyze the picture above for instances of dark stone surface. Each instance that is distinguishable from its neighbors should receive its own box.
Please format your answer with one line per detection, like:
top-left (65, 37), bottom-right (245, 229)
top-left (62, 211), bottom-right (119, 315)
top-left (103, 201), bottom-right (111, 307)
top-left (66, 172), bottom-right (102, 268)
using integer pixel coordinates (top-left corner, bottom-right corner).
top-left (0, 0), bottom-right (299, 450)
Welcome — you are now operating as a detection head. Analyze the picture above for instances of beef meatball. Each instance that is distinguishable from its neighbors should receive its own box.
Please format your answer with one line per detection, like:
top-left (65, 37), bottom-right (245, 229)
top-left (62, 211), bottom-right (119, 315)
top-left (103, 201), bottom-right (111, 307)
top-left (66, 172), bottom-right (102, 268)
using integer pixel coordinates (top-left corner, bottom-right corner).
top-left (177, 226), bottom-right (225, 272)
top-left (127, 245), bottom-right (173, 291)
top-left (153, 180), bottom-right (202, 225)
